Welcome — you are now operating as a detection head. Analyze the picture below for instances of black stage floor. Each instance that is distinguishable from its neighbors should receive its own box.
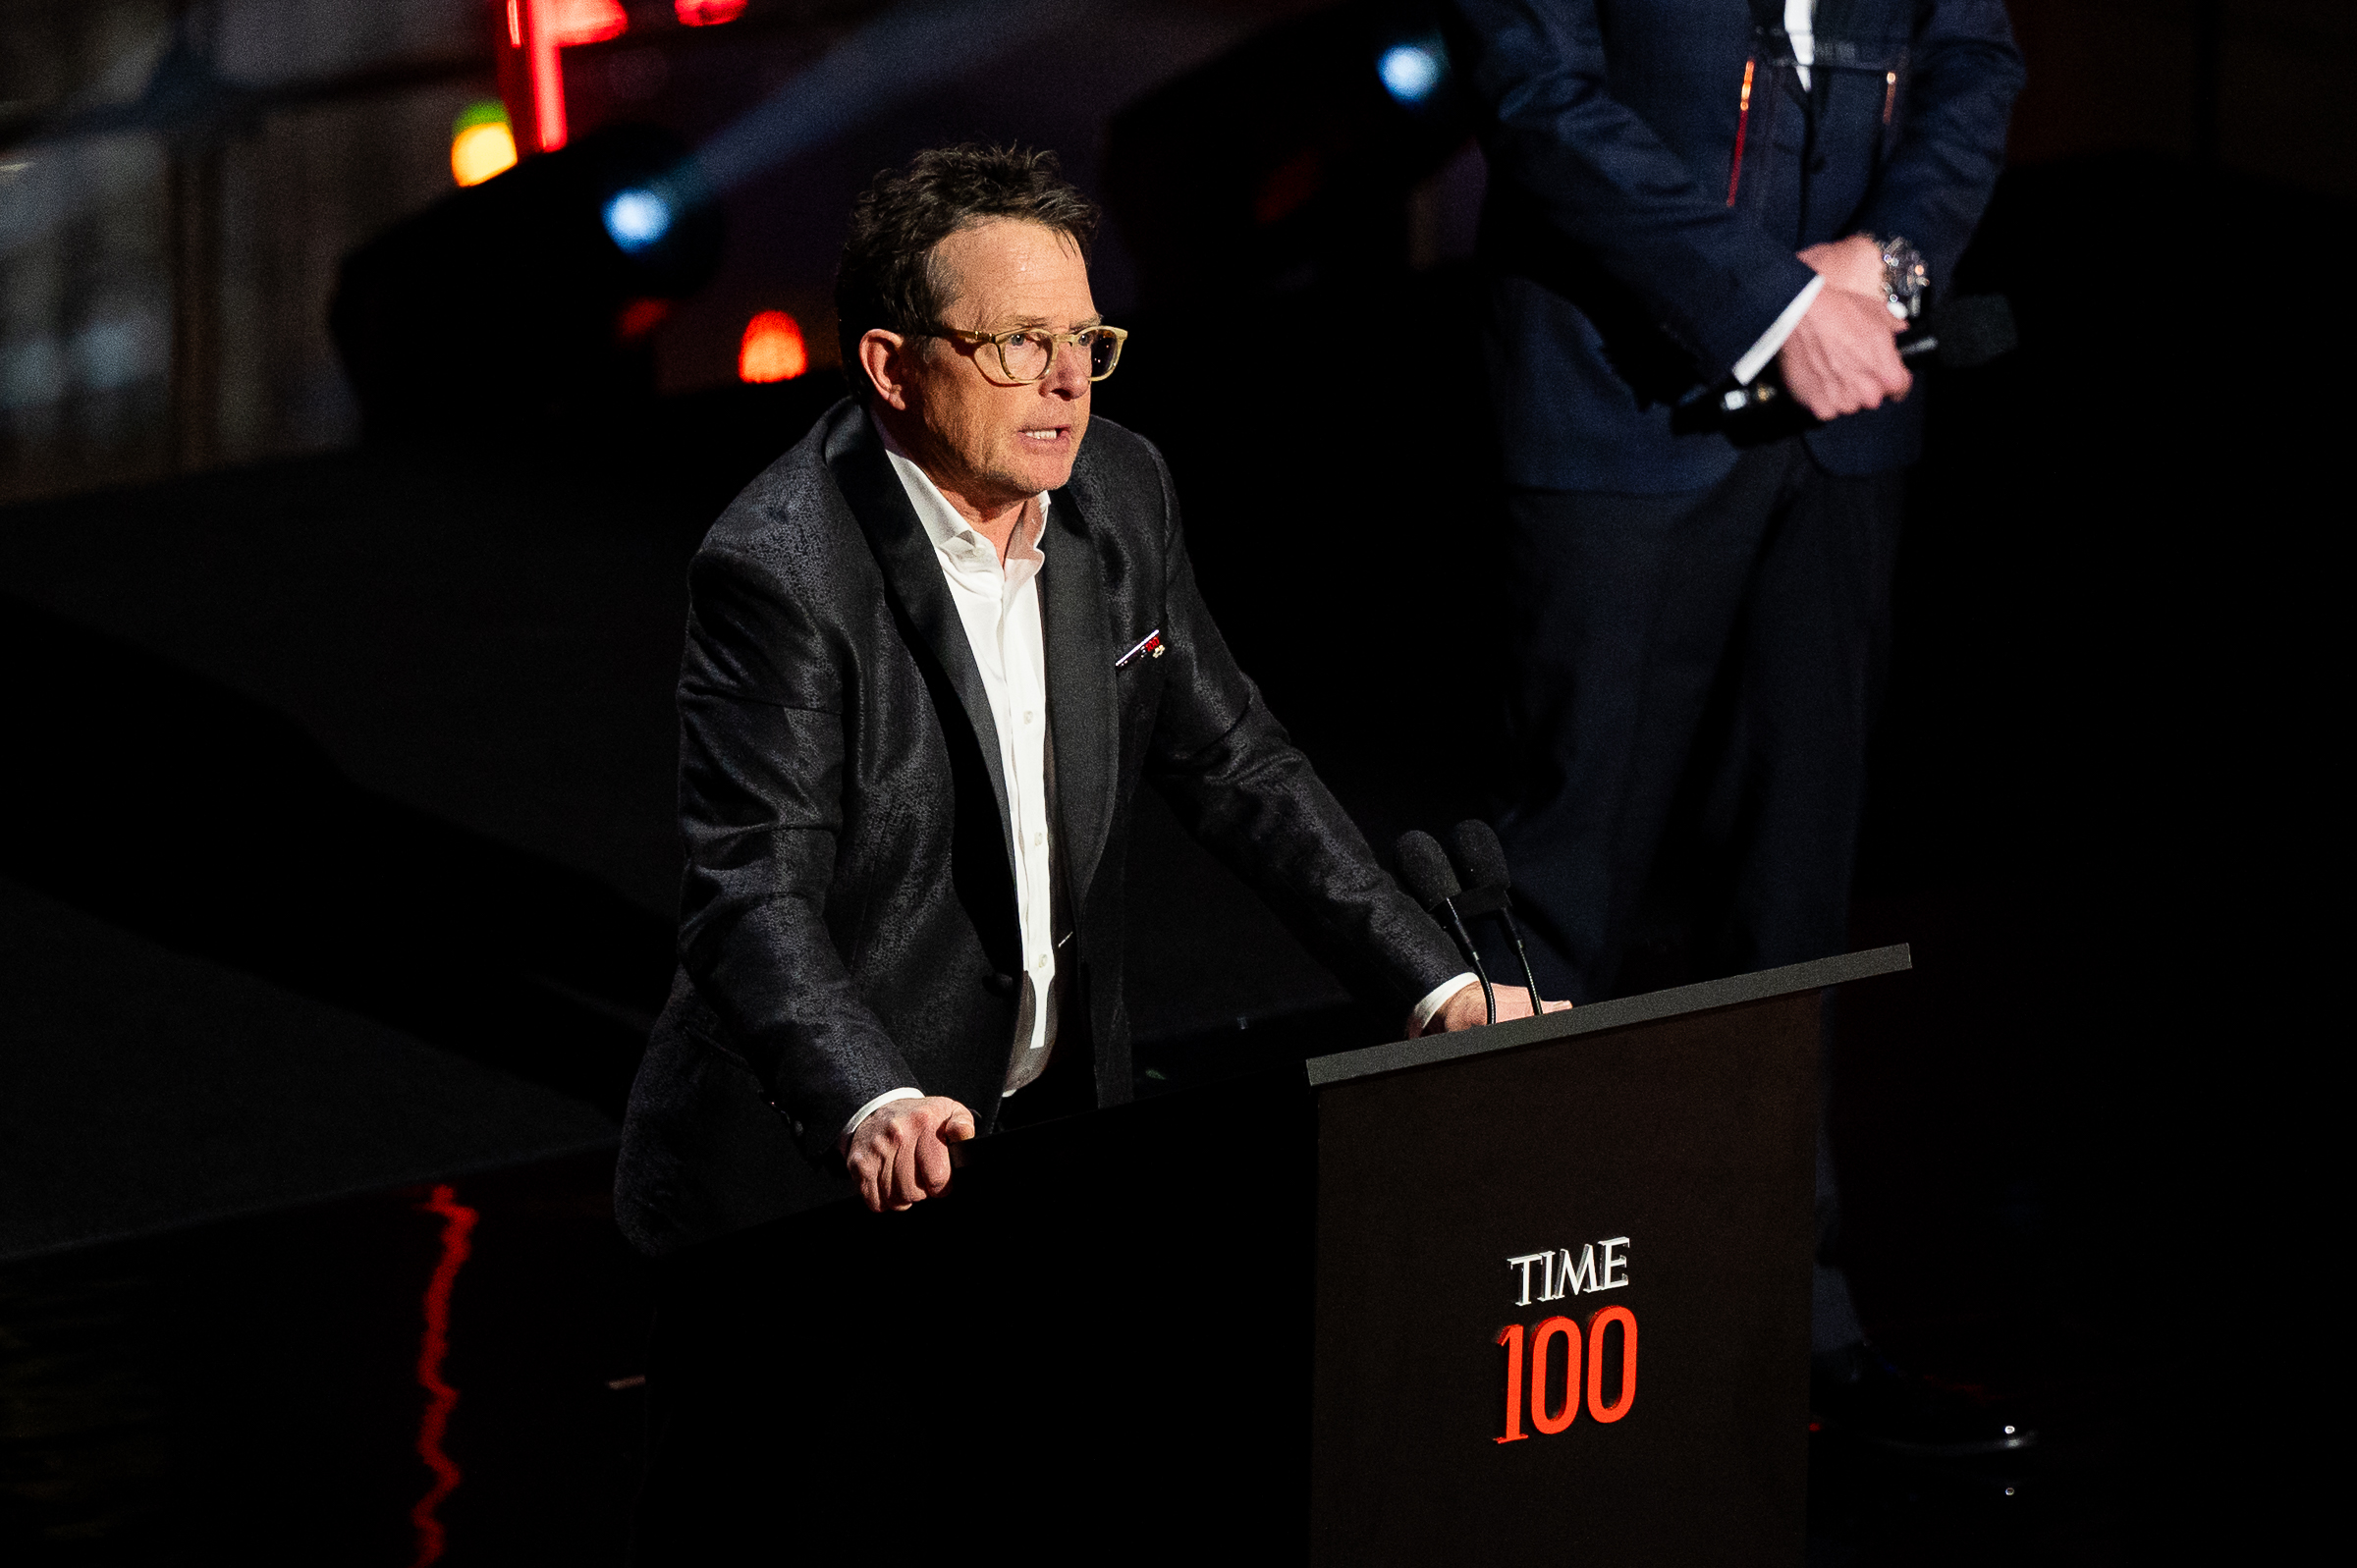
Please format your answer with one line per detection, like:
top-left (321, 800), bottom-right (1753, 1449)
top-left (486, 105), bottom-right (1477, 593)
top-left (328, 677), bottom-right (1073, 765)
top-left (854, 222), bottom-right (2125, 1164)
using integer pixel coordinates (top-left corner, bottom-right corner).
top-left (2, 154), bottom-right (2325, 1560)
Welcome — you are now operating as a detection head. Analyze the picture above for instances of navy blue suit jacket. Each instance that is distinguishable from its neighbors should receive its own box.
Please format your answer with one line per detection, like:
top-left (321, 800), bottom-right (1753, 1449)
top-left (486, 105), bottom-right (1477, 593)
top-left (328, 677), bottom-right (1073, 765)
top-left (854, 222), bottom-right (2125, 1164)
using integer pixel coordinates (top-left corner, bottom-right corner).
top-left (1450, 0), bottom-right (2022, 492)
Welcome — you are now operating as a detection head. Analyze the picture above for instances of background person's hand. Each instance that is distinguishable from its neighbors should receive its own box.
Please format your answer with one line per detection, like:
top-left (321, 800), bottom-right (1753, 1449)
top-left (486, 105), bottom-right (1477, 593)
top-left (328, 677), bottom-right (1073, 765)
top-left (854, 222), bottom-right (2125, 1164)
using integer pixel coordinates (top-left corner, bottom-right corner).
top-left (1796, 233), bottom-right (1890, 301)
top-left (1412, 981), bottom-right (1572, 1037)
top-left (845, 1095), bottom-right (975, 1213)
top-left (1777, 284), bottom-right (1912, 420)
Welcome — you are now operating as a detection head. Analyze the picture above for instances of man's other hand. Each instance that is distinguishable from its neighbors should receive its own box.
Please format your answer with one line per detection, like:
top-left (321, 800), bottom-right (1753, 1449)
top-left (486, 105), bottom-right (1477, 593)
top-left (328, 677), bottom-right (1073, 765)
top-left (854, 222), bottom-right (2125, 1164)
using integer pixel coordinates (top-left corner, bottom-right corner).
top-left (846, 1096), bottom-right (976, 1214)
top-left (1781, 240), bottom-right (1911, 420)
top-left (1413, 982), bottom-right (1572, 1037)
top-left (1797, 233), bottom-right (1889, 300)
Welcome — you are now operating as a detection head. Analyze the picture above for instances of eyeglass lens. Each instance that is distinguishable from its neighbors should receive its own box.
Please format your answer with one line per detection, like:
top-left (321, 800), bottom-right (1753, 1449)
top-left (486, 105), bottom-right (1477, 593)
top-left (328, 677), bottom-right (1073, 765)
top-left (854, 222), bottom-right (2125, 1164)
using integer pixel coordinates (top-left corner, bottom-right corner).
top-left (998, 333), bottom-right (1054, 381)
top-left (993, 330), bottom-right (1120, 382)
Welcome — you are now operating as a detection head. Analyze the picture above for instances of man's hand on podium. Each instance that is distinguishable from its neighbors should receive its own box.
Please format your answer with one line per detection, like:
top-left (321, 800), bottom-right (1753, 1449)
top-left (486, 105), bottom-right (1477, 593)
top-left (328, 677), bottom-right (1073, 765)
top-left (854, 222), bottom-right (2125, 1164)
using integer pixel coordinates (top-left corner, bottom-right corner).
top-left (847, 1096), bottom-right (977, 1214)
top-left (1411, 983), bottom-right (1571, 1038)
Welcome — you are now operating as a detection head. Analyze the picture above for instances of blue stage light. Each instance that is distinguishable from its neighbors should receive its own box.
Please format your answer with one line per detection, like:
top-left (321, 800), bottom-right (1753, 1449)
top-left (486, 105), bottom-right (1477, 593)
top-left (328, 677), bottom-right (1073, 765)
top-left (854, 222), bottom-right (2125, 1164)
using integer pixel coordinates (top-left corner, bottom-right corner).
top-left (1378, 43), bottom-right (1443, 106)
top-left (603, 189), bottom-right (673, 252)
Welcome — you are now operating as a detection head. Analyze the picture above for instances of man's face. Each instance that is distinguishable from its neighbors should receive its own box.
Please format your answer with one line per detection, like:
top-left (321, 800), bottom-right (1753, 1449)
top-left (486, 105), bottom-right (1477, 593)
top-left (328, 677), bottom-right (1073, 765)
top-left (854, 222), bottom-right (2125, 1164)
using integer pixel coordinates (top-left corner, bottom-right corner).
top-left (875, 219), bottom-right (1097, 508)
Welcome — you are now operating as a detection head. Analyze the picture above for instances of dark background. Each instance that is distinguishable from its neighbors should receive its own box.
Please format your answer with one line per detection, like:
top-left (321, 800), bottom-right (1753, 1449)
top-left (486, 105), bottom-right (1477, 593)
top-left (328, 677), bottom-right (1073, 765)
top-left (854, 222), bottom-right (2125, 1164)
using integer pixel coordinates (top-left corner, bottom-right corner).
top-left (2, 0), bottom-right (2340, 1561)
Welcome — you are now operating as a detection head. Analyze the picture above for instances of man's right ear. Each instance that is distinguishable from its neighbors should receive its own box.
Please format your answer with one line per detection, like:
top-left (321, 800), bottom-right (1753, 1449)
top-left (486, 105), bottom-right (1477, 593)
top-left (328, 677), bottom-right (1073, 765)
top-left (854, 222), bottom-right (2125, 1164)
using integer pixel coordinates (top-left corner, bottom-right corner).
top-left (858, 329), bottom-right (913, 411)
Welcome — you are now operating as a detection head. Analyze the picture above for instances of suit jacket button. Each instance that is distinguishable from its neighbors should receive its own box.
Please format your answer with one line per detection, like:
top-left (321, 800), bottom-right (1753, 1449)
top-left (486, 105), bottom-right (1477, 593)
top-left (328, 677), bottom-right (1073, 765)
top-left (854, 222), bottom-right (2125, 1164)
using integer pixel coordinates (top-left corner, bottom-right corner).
top-left (983, 973), bottom-right (1018, 998)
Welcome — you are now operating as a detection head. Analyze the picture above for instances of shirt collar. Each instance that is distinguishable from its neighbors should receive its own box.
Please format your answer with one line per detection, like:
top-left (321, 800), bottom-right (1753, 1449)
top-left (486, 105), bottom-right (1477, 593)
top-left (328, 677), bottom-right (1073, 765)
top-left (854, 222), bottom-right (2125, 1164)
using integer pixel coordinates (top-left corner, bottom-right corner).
top-left (870, 409), bottom-right (1049, 564)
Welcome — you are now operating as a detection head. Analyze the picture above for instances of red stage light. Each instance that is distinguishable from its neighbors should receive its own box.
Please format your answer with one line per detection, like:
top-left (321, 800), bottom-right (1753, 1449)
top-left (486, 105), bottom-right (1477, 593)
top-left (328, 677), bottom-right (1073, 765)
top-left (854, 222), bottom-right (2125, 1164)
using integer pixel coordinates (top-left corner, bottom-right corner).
top-left (410, 1185), bottom-right (477, 1568)
top-left (515, 0), bottom-right (569, 150)
top-left (675, 0), bottom-right (748, 25)
top-left (618, 297), bottom-right (672, 341)
top-left (740, 310), bottom-right (808, 382)
top-left (550, 0), bottom-right (628, 46)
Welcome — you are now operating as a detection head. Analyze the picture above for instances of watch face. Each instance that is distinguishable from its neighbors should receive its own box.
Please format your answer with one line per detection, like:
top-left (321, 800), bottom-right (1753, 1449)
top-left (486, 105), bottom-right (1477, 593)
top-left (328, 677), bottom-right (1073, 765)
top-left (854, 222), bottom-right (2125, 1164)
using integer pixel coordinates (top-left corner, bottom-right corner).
top-left (1884, 240), bottom-right (1928, 303)
top-left (1882, 238), bottom-right (1928, 319)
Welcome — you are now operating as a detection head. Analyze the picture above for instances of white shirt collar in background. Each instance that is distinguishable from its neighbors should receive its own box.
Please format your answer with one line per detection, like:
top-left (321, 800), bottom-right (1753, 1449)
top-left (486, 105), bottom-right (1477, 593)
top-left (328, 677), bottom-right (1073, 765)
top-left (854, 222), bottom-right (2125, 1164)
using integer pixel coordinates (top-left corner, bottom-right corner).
top-left (1785, 0), bottom-right (1817, 89)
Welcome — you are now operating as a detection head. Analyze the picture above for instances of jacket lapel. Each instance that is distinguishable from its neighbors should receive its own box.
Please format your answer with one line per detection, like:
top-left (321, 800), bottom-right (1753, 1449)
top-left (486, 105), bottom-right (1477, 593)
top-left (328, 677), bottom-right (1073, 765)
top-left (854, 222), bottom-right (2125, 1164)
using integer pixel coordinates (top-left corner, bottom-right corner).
top-left (825, 410), bottom-right (1015, 873)
top-left (1040, 484), bottom-right (1120, 912)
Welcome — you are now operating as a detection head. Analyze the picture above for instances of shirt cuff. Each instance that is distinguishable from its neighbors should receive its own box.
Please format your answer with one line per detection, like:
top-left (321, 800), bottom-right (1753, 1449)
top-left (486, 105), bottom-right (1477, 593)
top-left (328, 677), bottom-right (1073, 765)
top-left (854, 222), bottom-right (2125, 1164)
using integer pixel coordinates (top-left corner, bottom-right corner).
top-left (1412, 973), bottom-right (1480, 1033)
top-left (839, 1087), bottom-right (923, 1152)
top-left (1731, 273), bottom-right (1826, 385)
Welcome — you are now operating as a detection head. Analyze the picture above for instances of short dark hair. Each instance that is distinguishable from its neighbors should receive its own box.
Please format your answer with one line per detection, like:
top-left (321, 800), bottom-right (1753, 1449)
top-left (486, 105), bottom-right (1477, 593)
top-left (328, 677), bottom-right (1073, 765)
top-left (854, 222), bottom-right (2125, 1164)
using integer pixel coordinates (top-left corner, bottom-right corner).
top-left (834, 144), bottom-right (1101, 394)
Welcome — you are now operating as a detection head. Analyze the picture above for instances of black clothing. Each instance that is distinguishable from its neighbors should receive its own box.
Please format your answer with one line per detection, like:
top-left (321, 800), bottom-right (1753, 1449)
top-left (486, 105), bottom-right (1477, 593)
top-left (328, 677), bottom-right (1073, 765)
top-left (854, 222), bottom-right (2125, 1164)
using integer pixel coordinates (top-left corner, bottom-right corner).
top-left (1495, 446), bottom-right (1903, 1001)
top-left (616, 401), bottom-right (1463, 1255)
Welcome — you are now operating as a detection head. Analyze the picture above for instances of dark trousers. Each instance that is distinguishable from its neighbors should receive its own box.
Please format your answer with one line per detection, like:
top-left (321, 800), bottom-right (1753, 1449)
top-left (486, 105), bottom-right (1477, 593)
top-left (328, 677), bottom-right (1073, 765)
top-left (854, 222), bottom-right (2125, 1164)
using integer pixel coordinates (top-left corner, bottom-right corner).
top-left (1495, 440), bottom-right (1901, 1001)
top-left (1495, 440), bottom-right (1901, 1352)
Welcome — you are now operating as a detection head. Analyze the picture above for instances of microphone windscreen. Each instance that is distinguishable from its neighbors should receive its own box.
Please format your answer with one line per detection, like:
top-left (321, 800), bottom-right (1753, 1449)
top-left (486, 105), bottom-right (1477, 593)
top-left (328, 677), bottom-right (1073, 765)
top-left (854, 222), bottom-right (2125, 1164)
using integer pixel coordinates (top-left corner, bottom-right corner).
top-left (1451, 819), bottom-right (1511, 893)
top-left (1395, 831), bottom-right (1461, 909)
top-left (1928, 294), bottom-right (2017, 369)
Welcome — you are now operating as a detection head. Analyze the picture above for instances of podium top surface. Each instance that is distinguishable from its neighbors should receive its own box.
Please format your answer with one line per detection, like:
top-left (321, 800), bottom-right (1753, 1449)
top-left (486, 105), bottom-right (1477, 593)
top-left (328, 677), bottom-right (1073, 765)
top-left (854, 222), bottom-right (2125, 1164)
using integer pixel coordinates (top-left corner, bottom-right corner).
top-left (1302, 944), bottom-right (1912, 1089)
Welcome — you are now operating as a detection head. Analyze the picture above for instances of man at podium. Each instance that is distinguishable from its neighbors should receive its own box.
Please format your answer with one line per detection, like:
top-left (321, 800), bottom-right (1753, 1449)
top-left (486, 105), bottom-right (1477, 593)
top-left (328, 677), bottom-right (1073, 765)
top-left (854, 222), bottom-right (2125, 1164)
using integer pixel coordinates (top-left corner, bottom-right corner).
top-left (617, 143), bottom-right (1542, 1255)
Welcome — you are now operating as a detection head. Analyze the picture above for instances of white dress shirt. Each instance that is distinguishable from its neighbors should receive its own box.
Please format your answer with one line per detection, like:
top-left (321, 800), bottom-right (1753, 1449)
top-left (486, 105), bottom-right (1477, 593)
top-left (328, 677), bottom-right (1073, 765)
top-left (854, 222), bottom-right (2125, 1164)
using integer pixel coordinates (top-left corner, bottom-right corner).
top-left (841, 426), bottom-right (1476, 1147)
top-left (840, 427), bottom-right (1063, 1145)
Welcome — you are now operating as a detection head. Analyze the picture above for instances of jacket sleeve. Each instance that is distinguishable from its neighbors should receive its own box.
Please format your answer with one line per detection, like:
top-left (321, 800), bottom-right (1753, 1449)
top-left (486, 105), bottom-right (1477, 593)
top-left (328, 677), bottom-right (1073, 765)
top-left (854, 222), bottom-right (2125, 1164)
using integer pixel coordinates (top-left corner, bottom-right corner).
top-left (1850, 0), bottom-right (2024, 288)
top-left (1134, 448), bottom-right (1467, 1013)
top-left (1448, 0), bottom-right (1821, 379)
top-left (674, 538), bottom-right (918, 1158)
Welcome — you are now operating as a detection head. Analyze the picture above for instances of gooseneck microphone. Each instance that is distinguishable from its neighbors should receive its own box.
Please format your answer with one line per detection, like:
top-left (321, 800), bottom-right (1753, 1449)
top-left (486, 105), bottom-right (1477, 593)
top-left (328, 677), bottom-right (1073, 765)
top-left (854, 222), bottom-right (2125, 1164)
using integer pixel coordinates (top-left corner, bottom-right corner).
top-left (1396, 830), bottom-right (1497, 1027)
top-left (1447, 819), bottom-right (1549, 1009)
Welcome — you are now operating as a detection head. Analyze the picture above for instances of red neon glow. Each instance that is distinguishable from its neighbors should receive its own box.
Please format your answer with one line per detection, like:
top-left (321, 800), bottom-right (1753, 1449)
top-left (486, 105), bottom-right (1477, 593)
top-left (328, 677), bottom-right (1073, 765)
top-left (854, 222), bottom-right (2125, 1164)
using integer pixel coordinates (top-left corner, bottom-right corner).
top-left (740, 310), bottom-right (809, 382)
top-left (525, 0), bottom-right (567, 150)
top-left (551, 0), bottom-right (629, 45)
top-left (675, 0), bottom-right (748, 24)
top-left (410, 1184), bottom-right (478, 1568)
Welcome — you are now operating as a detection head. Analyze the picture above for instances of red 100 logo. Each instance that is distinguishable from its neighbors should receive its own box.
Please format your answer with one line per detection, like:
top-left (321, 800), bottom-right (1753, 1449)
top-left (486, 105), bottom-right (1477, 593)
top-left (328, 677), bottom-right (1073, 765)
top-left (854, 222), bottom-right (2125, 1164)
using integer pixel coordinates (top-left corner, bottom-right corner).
top-left (1494, 1307), bottom-right (1638, 1441)
top-left (1493, 1236), bottom-right (1637, 1443)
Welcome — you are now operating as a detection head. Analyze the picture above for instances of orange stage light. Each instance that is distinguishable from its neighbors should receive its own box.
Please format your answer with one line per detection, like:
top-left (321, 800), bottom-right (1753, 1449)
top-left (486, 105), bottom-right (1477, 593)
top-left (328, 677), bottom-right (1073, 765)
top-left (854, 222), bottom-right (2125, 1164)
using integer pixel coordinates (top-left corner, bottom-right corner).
top-left (675, 0), bottom-right (748, 25)
top-left (550, 0), bottom-right (629, 46)
top-left (450, 102), bottom-right (518, 187)
top-left (740, 310), bottom-right (808, 383)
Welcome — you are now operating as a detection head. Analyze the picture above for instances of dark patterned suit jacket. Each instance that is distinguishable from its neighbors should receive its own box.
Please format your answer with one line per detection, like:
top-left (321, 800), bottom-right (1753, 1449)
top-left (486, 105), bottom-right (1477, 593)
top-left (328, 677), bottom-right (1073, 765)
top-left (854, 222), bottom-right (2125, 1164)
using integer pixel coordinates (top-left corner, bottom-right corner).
top-left (616, 400), bottom-right (1464, 1254)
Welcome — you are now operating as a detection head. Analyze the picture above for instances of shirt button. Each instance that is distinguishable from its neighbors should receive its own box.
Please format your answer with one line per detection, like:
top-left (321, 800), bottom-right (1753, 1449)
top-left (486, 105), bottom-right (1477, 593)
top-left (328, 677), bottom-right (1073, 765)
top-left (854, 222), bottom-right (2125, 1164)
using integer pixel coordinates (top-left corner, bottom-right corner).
top-left (1032, 832), bottom-right (1044, 846)
top-left (1022, 711), bottom-right (1035, 724)
top-left (1037, 953), bottom-right (1050, 969)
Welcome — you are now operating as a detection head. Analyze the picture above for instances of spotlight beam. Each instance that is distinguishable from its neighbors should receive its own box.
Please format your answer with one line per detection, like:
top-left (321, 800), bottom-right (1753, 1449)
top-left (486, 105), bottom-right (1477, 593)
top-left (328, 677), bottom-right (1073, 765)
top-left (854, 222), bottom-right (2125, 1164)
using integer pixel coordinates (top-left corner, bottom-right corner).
top-left (689, 0), bottom-right (1088, 195)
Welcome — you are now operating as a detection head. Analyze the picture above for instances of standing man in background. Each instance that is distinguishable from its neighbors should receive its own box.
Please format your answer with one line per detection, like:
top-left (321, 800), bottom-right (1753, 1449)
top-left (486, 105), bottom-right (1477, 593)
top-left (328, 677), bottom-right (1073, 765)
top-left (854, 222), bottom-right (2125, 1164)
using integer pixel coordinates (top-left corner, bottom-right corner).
top-left (1445, 0), bottom-right (2024, 1452)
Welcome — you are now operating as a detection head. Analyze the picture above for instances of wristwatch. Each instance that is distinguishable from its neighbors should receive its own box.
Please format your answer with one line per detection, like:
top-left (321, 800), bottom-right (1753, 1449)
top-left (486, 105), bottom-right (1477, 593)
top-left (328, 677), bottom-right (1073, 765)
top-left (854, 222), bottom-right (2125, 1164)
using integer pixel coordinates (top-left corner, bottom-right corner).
top-left (1875, 235), bottom-right (1928, 320)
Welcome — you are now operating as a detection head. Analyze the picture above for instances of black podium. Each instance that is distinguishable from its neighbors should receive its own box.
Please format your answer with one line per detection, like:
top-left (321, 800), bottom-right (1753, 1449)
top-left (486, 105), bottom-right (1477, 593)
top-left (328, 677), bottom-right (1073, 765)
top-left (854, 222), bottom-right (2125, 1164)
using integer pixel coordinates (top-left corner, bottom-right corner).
top-left (648, 946), bottom-right (1909, 1565)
